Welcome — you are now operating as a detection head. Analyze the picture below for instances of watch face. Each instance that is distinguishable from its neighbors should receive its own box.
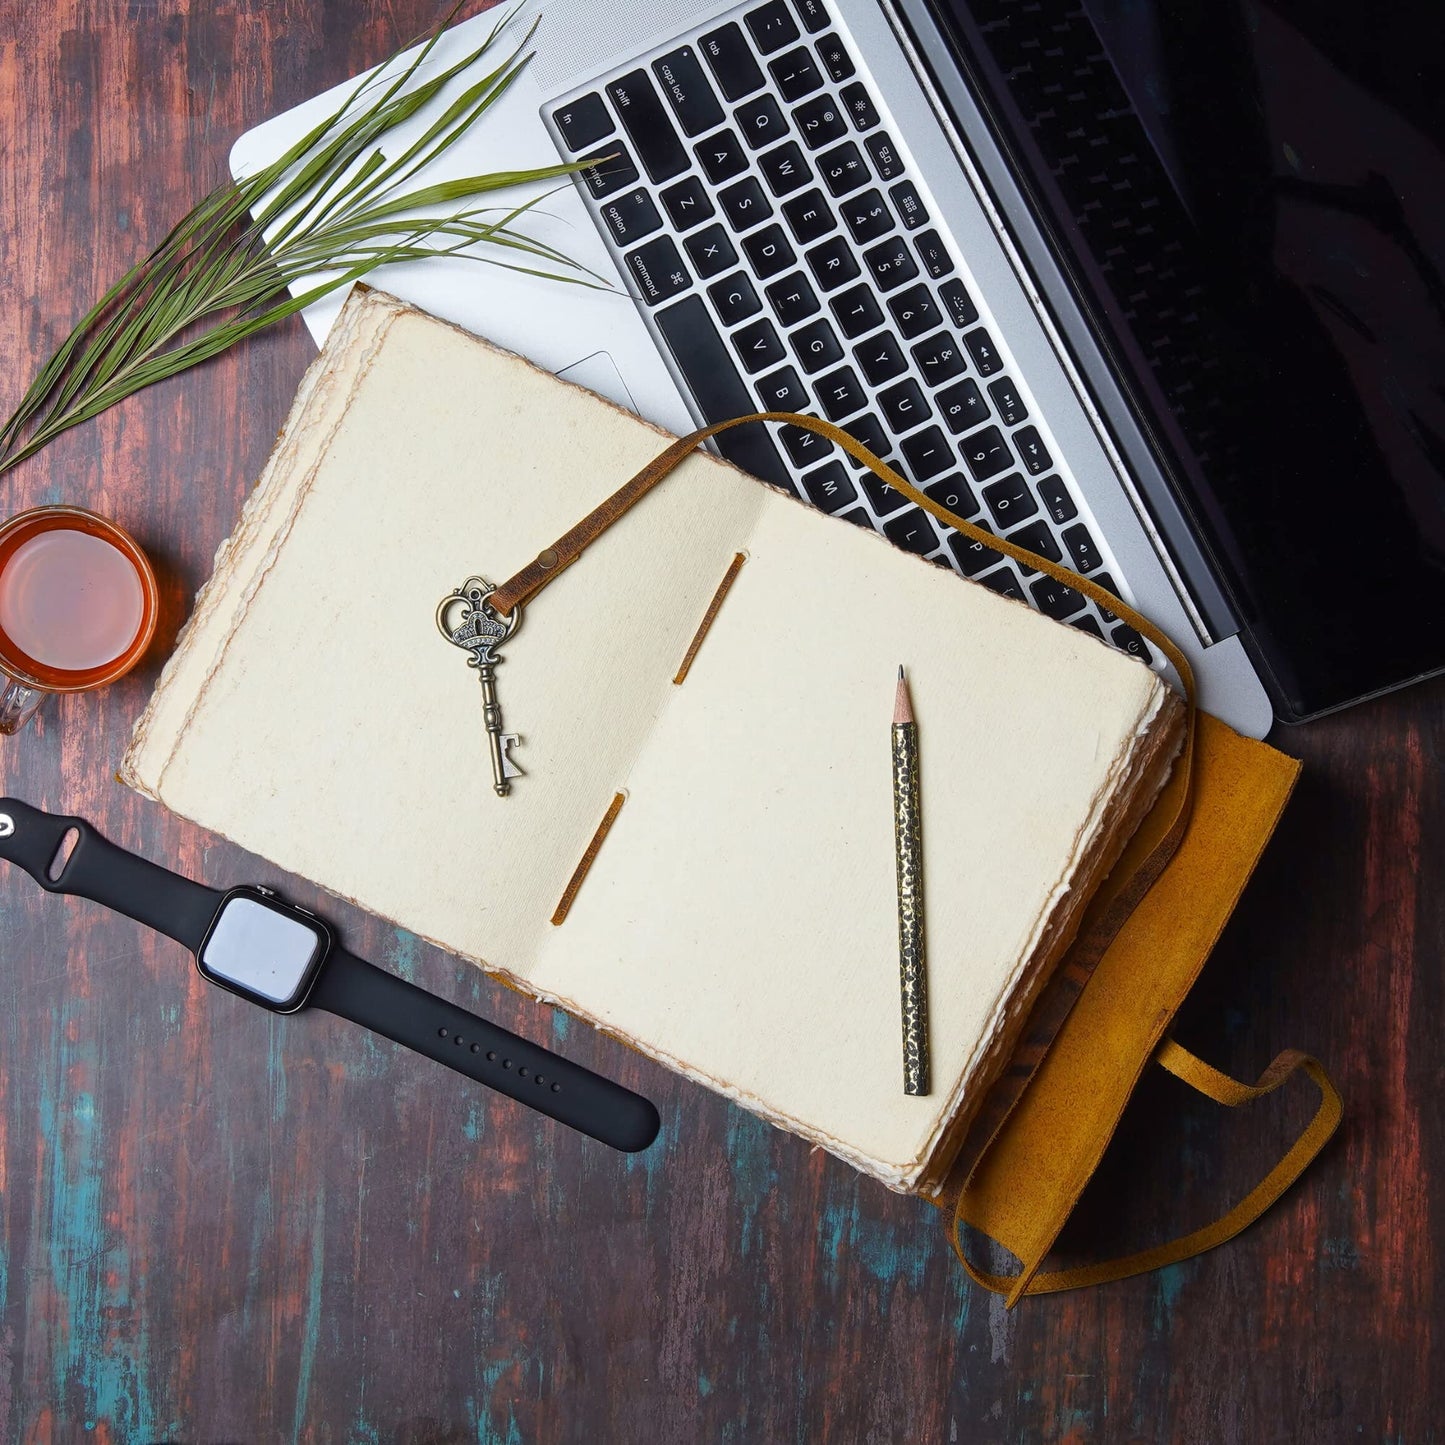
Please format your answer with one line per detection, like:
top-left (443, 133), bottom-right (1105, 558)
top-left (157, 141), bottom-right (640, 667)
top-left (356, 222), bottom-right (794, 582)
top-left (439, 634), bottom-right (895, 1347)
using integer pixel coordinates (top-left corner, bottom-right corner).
top-left (198, 891), bottom-right (329, 1011)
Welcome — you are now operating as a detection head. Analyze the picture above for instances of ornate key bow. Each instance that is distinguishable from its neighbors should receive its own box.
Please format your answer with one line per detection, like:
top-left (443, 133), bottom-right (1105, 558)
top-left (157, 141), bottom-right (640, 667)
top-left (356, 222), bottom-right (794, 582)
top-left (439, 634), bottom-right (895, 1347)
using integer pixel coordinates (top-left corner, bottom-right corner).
top-left (437, 577), bottom-right (524, 797)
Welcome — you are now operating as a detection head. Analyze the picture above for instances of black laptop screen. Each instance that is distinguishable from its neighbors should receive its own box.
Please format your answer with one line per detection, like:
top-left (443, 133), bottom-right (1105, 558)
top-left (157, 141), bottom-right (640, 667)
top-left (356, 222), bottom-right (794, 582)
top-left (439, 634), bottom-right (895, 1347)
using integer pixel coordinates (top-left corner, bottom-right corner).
top-left (921, 0), bottom-right (1445, 719)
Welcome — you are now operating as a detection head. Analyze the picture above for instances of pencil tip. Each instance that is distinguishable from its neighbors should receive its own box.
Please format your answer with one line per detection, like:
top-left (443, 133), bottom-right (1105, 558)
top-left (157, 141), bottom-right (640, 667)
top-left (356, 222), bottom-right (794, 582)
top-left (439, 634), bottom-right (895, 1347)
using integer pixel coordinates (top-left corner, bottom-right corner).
top-left (898, 664), bottom-right (905, 681)
top-left (893, 666), bottom-right (914, 725)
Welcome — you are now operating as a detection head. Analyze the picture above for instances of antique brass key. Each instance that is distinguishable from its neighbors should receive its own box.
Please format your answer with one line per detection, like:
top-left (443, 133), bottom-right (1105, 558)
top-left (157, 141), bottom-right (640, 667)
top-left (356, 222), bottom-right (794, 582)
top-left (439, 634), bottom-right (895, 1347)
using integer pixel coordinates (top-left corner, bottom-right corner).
top-left (437, 577), bottom-right (524, 796)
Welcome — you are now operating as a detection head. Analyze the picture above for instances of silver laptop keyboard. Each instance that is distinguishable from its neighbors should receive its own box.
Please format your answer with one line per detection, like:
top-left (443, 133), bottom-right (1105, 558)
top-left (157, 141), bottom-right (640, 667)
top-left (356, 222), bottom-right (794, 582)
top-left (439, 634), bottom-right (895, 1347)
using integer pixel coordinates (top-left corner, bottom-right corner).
top-left (545, 0), bottom-right (1152, 663)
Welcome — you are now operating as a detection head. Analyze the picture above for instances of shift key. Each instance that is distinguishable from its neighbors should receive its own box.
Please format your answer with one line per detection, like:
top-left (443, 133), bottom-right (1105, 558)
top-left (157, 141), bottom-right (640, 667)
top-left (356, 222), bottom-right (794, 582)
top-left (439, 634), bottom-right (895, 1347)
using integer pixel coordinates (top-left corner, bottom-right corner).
top-left (607, 70), bottom-right (689, 182)
top-left (652, 46), bottom-right (725, 136)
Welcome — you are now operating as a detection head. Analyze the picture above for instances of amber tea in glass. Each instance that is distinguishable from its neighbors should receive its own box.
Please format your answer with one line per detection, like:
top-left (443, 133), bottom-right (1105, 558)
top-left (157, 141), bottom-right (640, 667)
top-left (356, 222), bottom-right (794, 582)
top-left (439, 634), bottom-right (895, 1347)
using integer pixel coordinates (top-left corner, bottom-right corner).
top-left (0, 506), bottom-right (158, 735)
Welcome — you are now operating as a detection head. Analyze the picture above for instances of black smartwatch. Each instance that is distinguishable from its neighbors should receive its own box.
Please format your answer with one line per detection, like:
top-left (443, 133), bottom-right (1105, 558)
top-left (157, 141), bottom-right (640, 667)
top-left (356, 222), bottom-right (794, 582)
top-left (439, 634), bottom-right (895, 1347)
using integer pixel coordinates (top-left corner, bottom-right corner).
top-left (0, 798), bottom-right (658, 1152)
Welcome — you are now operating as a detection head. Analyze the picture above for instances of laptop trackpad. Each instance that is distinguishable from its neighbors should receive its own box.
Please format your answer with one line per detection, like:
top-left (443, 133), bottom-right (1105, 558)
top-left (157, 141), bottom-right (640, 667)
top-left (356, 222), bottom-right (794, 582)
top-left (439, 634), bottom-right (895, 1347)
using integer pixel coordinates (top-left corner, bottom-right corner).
top-left (556, 351), bottom-right (640, 416)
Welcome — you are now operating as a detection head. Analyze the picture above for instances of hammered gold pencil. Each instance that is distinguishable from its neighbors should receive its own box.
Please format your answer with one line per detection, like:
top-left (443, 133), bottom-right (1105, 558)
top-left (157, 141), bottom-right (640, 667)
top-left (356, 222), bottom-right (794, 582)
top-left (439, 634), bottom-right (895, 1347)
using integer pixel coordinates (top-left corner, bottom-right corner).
top-left (892, 665), bottom-right (929, 1096)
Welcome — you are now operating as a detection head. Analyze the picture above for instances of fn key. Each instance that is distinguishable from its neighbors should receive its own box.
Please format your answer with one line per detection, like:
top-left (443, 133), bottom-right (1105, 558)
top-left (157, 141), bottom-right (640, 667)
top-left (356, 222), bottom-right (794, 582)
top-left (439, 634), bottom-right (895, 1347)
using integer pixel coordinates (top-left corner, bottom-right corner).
top-left (625, 237), bottom-right (691, 306)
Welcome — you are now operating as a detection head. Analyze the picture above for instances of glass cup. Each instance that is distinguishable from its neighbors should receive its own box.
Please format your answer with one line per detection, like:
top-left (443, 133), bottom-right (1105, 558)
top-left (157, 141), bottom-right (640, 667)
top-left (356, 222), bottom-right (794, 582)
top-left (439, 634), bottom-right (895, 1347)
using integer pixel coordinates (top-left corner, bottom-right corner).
top-left (0, 505), bottom-right (159, 735)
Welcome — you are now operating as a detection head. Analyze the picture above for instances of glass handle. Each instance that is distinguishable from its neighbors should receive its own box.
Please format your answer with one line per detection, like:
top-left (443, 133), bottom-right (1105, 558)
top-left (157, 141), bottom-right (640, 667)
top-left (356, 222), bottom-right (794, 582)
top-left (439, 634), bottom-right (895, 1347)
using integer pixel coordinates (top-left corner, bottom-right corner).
top-left (0, 670), bottom-right (46, 735)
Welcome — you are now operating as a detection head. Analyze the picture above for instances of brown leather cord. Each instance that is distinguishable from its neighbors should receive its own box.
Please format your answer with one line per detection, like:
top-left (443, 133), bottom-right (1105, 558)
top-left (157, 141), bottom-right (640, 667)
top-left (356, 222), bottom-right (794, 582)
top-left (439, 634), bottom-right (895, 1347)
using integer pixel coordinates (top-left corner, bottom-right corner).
top-left (953, 1041), bottom-right (1343, 1297)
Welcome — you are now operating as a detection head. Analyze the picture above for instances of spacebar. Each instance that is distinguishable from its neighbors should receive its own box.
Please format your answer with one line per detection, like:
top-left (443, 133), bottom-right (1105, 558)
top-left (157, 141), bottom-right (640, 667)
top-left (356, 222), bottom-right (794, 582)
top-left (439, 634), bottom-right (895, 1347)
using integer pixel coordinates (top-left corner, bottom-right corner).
top-left (654, 296), bottom-right (791, 487)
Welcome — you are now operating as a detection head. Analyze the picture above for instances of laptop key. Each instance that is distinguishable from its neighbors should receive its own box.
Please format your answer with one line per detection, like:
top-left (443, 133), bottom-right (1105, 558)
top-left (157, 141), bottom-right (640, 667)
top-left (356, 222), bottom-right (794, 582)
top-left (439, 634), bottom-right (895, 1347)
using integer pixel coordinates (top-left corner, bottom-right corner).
top-left (759, 140), bottom-right (811, 196)
top-left (757, 364), bottom-right (808, 411)
top-left (884, 508), bottom-right (937, 556)
top-left (855, 331), bottom-right (907, 386)
top-left (937, 377), bottom-right (988, 433)
top-left (816, 364), bottom-right (868, 420)
top-left (769, 47), bottom-right (824, 102)
top-left (794, 94), bottom-right (847, 149)
top-left (981, 470), bottom-right (1036, 526)
top-left (736, 94), bottom-right (788, 150)
top-left (696, 128), bottom-right (749, 184)
top-left (887, 282), bottom-right (940, 339)
top-left (801, 460), bottom-right (857, 513)
top-left (912, 332), bottom-right (967, 387)
top-left (1037, 474), bottom-right (1077, 525)
top-left (1110, 623), bottom-right (1153, 664)
top-left (977, 564), bottom-right (1026, 601)
top-left (924, 472), bottom-right (980, 519)
top-left (862, 237), bottom-right (918, 291)
top-left (939, 277), bottom-right (980, 328)
top-left (1054, 524), bottom-right (1099, 575)
top-left (962, 426), bottom-right (1013, 482)
top-left (831, 283), bottom-right (883, 338)
top-left (781, 189), bottom-right (836, 245)
top-left (686, 223), bottom-right (737, 279)
top-left (708, 272), bottom-right (762, 326)
top-left (720, 176), bottom-right (773, 230)
top-left (607, 71), bottom-right (689, 183)
top-left (736, 317), bottom-right (787, 372)
top-left (914, 229), bottom-right (953, 279)
top-left (625, 236), bottom-right (691, 306)
top-left (815, 32), bottom-right (855, 82)
top-left (780, 421), bottom-right (831, 468)
top-left (844, 411), bottom-right (890, 464)
top-left (950, 532), bottom-right (1003, 577)
top-left (1072, 614), bottom-right (1104, 639)
top-left (865, 132), bottom-right (904, 179)
top-left (792, 0), bottom-right (831, 34)
top-left (889, 179), bottom-right (929, 231)
top-left (653, 48), bottom-right (725, 137)
top-left (746, 1), bottom-right (800, 54)
top-left (879, 377), bottom-right (930, 433)
top-left (766, 271), bottom-right (820, 326)
top-left (553, 93), bottom-right (612, 151)
top-left (579, 145), bottom-right (639, 198)
top-left (1008, 519), bottom-right (1062, 568)
top-left (1013, 424), bottom-right (1053, 475)
top-left (861, 469), bottom-right (907, 516)
top-left (987, 376), bottom-right (1028, 426)
top-left (962, 326), bottom-right (1003, 377)
top-left (841, 81), bottom-right (881, 131)
top-left (819, 143), bottom-right (868, 199)
top-left (1030, 575), bottom-right (1086, 620)
top-left (792, 317), bottom-right (843, 373)
top-left (601, 189), bottom-right (664, 246)
top-left (660, 176), bottom-right (715, 231)
top-left (900, 425), bottom-right (954, 482)
top-left (654, 296), bottom-right (789, 485)
top-left (842, 189), bottom-right (893, 244)
top-left (806, 234), bottom-right (860, 291)
top-left (1091, 573), bottom-right (1121, 623)
top-left (742, 223), bottom-right (796, 278)
top-left (700, 24), bottom-right (765, 101)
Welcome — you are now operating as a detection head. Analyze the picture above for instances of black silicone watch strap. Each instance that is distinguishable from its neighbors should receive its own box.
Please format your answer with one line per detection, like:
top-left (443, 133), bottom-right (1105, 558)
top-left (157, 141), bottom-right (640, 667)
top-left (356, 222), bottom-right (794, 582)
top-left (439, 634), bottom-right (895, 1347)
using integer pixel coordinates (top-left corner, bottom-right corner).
top-left (0, 797), bottom-right (222, 949)
top-left (309, 949), bottom-right (660, 1153)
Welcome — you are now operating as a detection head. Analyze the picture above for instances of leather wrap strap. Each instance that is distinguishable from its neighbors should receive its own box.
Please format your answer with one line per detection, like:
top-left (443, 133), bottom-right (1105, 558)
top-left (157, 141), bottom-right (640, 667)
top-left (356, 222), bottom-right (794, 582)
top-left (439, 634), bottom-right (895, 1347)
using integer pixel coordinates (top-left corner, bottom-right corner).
top-left (953, 1040), bottom-right (1343, 1296)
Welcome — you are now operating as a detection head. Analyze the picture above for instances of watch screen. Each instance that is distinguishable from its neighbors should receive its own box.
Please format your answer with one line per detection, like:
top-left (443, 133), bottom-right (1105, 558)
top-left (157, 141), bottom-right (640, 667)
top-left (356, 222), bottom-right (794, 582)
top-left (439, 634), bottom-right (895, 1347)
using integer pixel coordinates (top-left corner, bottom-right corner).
top-left (200, 895), bottom-right (324, 1006)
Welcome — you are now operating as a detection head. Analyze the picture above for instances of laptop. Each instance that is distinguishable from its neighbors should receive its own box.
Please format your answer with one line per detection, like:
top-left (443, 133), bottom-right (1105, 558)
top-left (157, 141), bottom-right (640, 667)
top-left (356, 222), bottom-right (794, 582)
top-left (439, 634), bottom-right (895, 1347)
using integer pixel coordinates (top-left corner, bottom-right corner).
top-left (230, 0), bottom-right (1445, 739)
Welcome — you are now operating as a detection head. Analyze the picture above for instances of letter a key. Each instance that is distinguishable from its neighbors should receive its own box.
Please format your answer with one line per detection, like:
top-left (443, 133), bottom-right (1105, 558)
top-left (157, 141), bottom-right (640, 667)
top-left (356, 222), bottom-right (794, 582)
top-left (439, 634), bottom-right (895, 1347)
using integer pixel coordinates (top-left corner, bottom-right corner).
top-left (436, 577), bottom-right (524, 796)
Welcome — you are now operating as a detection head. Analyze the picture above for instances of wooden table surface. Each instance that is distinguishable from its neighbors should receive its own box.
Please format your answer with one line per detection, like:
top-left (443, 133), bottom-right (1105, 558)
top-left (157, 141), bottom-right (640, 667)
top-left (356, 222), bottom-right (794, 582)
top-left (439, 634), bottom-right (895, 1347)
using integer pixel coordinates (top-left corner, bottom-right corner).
top-left (0, 3), bottom-right (1440, 1441)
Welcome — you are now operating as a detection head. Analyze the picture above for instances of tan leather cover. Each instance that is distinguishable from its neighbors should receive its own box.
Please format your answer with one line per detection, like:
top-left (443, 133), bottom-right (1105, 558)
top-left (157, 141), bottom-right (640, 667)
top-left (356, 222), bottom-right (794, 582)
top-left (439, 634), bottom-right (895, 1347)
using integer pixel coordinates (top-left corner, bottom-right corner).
top-left (942, 713), bottom-right (1336, 1298)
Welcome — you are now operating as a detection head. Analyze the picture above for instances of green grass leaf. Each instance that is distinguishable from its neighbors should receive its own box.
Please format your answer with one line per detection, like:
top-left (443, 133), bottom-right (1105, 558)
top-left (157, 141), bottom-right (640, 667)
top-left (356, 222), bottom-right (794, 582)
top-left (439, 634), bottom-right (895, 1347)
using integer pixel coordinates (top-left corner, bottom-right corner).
top-left (0, 2), bottom-right (604, 477)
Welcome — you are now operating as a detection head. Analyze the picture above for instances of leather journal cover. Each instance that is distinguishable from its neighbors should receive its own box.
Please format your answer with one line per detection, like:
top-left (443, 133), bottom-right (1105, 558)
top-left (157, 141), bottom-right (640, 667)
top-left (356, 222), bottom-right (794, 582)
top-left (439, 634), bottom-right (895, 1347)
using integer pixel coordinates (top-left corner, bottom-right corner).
top-left (122, 287), bottom-right (1190, 1194)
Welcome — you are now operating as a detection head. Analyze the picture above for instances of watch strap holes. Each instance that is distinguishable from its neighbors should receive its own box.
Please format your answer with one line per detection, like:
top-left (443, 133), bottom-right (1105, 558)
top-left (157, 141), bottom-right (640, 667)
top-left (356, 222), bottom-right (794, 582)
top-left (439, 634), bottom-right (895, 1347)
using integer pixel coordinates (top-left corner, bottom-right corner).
top-left (47, 826), bottom-right (80, 883)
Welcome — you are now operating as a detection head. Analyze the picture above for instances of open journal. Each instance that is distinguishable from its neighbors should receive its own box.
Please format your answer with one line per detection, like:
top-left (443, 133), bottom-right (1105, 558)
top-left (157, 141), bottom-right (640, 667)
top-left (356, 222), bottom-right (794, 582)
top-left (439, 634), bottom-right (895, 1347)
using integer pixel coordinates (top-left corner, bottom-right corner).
top-left (124, 288), bottom-right (1184, 1193)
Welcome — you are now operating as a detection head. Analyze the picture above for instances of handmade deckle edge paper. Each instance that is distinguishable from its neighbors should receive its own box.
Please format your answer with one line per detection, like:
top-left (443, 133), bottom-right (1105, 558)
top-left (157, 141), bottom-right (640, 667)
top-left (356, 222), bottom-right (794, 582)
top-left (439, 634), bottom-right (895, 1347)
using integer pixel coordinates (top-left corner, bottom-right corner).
top-left (123, 287), bottom-right (1185, 1194)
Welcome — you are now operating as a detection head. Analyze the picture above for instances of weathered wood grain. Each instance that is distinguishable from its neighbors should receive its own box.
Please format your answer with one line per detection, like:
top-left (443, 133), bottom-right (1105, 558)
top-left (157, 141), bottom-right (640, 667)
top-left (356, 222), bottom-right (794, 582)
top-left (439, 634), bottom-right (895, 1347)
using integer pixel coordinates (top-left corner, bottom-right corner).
top-left (0, 2), bottom-right (1439, 1441)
